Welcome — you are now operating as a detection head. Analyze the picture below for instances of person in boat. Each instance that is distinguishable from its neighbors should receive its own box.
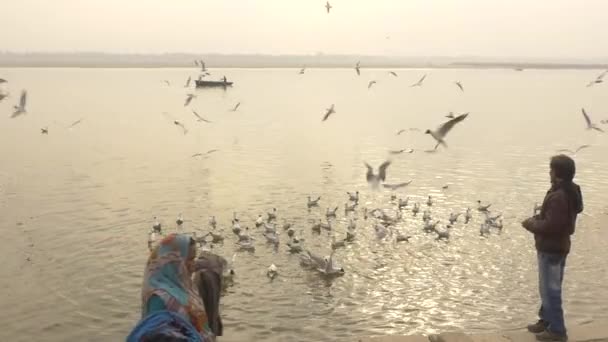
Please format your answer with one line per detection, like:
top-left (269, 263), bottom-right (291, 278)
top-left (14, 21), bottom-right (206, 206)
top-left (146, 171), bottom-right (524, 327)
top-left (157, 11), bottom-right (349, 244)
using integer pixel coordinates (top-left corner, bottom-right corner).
top-left (127, 233), bottom-right (215, 342)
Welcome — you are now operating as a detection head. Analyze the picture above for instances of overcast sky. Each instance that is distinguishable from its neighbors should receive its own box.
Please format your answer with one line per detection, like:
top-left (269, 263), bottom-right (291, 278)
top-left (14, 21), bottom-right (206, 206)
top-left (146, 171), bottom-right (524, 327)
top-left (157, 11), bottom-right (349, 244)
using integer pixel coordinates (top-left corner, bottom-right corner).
top-left (1, 0), bottom-right (607, 58)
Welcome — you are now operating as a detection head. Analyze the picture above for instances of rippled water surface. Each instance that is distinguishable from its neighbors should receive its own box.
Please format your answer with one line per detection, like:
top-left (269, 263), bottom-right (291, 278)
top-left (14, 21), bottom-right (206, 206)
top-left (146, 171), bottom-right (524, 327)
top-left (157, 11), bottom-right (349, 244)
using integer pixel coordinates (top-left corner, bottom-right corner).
top-left (1, 68), bottom-right (608, 342)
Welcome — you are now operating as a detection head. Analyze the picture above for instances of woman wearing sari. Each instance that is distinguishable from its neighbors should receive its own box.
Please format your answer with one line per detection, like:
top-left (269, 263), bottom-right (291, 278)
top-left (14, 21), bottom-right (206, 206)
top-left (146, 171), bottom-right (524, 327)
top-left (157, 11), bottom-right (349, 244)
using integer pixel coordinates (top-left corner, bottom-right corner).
top-left (127, 233), bottom-right (215, 342)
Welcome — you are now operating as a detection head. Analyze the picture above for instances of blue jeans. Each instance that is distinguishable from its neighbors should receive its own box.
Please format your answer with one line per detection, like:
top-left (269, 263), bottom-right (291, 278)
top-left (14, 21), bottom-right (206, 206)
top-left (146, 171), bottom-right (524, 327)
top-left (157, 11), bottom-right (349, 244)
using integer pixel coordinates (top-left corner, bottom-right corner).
top-left (537, 252), bottom-right (567, 335)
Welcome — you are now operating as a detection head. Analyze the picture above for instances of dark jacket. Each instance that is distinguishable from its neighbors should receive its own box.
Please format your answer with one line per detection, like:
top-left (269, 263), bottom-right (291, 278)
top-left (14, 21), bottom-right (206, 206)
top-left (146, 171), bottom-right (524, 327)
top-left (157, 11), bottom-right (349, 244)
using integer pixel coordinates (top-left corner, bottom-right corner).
top-left (194, 252), bottom-right (227, 337)
top-left (528, 182), bottom-right (583, 254)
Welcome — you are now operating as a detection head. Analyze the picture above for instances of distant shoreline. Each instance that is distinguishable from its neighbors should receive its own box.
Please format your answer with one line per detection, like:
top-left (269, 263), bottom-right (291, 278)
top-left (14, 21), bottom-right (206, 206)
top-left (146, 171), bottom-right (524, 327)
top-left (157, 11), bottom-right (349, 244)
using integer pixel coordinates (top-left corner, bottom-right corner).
top-left (0, 53), bottom-right (606, 70)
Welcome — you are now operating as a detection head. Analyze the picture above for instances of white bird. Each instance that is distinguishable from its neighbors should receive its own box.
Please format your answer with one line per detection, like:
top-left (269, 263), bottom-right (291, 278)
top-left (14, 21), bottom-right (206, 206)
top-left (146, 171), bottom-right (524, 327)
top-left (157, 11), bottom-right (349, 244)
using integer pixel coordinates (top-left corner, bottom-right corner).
top-left (184, 94), bottom-right (196, 107)
top-left (389, 148), bottom-right (414, 155)
top-left (368, 80), bottom-right (377, 89)
top-left (398, 197), bottom-right (409, 209)
top-left (344, 202), bottom-right (357, 214)
top-left (426, 196), bottom-right (433, 206)
top-left (355, 61), bottom-right (361, 76)
top-left (435, 226), bottom-right (450, 240)
top-left (208, 231), bottom-right (224, 243)
top-left (173, 120), bottom-right (188, 135)
top-left (412, 203), bottom-right (420, 215)
top-left (423, 220), bottom-right (439, 233)
top-left (322, 104), bottom-right (336, 122)
top-left (263, 232), bottom-right (280, 246)
top-left (267, 208), bottom-right (277, 221)
top-left (152, 217), bottom-right (162, 233)
top-left (287, 238), bottom-right (303, 253)
top-left (581, 108), bottom-right (604, 132)
top-left (237, 239), bottom-right (255, 252)
top-left (326, 206), bottom-right (338, 218)
top-left (231, 102), bottom-right (241, 112)
top-left (264, 222), bottom-right (277, 235)
top-left (490, 218), bottom-right (503, 230)
top-left (557, 145), bottom-right (590, 155)
top-left (455, 81), bottom-right (464, 92)
top-left (307, 196), bottom-right (321, 208)
top-left (325, 1), bottom-right (332, 13)
top-left (533, 202), bottom-right (542, 216)
top-left (176, 213), bottom-right (184, 227)
top-left (232, 220), bottom-right (242, 235)
top-left (318, 251), bottom-right (345, 276)
top-left (347, 191), bottom-right (359, 202)
top-left (383, 181), bottom-right (413, 190)
top-left (389, 71), bottom-right (398, 77)
top-left (192, 110), bottom-right (212, 123)
top-left (464, 208), bottom-right (472, 224)
top-left (425, 113), bottom-right (469, 149)
top-left (148, 231), bottom-right (158, 251)
top-left (255, 215), bottom-right (264, 227)
top-left (267, 264), bottom-right (278, 279)
top-left (477, 200), bottom-right (492, 212)
top-left (449, 212), bottom-right (461, 225)
top-left (410, 74), bottom-right (427, 87)
top-left (209, 216), bottom-right (217, 229)
top-left (184, 76), bottom-right (191, 88)
top-left (365, 160), bottom-right (391, 185)
top-left (11, 90), bottom-right (27, 118)
top-left (422, 209), bottom-right (431, 222)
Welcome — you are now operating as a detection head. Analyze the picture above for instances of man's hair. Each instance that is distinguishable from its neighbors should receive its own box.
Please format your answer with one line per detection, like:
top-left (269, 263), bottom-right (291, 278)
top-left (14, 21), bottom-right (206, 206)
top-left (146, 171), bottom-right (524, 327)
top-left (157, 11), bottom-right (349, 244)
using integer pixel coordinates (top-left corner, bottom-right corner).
top-left (551, 154), bottom-right (576, 182)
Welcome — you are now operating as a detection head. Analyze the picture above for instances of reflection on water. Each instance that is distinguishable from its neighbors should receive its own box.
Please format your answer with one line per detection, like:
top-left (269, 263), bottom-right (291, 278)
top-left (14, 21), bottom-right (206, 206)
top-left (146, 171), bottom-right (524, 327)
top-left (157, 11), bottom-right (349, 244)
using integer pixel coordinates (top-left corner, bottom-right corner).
top-left (0, 68), bottom-right (607, 342)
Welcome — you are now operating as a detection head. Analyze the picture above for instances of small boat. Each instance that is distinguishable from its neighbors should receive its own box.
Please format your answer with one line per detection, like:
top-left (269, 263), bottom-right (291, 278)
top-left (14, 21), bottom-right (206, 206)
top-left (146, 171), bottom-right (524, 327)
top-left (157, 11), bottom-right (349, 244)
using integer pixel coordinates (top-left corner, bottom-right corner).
top-left (195, 80), bottom-right (233, 88)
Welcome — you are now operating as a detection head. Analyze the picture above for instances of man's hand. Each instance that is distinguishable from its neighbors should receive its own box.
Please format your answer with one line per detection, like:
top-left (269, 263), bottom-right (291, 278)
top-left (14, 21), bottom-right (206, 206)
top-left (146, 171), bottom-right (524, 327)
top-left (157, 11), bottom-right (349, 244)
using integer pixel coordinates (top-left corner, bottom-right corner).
top-left (521, 217), bottom-right (535, 232)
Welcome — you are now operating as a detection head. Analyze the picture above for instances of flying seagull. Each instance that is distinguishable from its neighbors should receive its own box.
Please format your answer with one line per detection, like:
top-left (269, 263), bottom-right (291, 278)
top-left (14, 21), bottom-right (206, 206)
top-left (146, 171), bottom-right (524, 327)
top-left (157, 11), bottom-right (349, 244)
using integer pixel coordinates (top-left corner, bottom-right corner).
top-left (368, 80), bottom-right (377, 89)
top-left (389, 71), bottom-right (398, 77)
top-left (425, 113), bottom-right (469, 149)
top-left (231, 102), bottom-right (241, 112)
top-left (184, 76), bottom-right (191, 88)
top-left (11, 90), bottom-right (27, 118)
top-left (174, 120), bottom-right (188, 135)
top-left (410, 74), bottom-right (427, 87)
top-left (40, 127), bottom-right (48, 135)
top-left (299, 67), bottom-right (306, 75)
top-left (586, 70), bottom-right (606, 87)
top-left (192, 110), bottom-right (212, 123)
top-left (364, 160), bottom-right (391, 185)
top-left (581, 108), bottom-right (604, 132)
top-left (355, 61), bottom-right (361, 76)
top-left (557, 145), bottom-right (590, 155)
top-left (0, 78), bottom-right (7, 83)
top-left (396, 129), bottom-right (406, 135)
top-left (184, 94), bottom-right (196, 107)
top-left (68, 118), bottom-right (83, 128)
top-left (322, 104), bottom-right (336, 122)
top-left (389, 148), bottom-right (413, 154)
top-left (191, 149), bottom-right (219, 158)
top-left (455, 81), bottom-right (464, 92)
top-left (163, 80), bottom-right (170, 86)
top-left (383, 181), bottom-right (412, 190)
top-left (325, 1), bottom-right (332, 13)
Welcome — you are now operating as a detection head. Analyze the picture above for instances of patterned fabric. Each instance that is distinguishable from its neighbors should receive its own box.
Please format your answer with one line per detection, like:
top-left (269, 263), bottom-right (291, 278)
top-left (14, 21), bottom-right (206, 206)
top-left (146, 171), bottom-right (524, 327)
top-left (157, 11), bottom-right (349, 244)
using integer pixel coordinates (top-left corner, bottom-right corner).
top-left (141, 233), bottom-right (213, 339)
top-left (127, 310), bottom-right (203, 342)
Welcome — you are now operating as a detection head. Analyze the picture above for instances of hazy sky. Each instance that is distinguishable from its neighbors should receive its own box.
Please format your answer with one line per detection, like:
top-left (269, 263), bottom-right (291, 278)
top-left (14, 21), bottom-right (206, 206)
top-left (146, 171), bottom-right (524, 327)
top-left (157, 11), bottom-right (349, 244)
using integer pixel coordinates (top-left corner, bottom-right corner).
top-left (1, 0), bottom-right (607, 58)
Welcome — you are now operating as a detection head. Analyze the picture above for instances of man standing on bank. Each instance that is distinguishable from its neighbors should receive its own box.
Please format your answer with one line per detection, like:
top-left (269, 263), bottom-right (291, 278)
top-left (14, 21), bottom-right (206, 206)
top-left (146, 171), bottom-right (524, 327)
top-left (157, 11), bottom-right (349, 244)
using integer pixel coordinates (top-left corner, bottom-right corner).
top-left (522, 155), bottom-right (583, 342)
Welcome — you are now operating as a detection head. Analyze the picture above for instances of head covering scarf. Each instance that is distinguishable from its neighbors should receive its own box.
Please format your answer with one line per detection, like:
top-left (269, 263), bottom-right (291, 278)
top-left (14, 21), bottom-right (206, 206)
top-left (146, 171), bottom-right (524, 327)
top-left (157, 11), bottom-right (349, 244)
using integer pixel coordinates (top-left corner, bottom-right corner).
top-left (141, 233), bottom-right (210, 337)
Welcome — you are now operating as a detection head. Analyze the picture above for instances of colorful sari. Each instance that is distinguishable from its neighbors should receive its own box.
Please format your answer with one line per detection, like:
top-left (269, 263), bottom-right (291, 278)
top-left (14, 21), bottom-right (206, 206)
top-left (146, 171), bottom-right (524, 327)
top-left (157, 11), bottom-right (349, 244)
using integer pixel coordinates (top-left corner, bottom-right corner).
top-left (135, 233), bottom-right (213, 341)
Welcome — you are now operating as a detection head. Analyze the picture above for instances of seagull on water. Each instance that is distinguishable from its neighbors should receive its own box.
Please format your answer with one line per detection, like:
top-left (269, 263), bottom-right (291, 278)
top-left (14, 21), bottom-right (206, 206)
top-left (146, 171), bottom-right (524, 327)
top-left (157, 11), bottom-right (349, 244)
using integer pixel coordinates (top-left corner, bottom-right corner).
top-left (412, 203), bottom-right (420, 215)
top-left (192, 110), bottom-right (212, 123)
top-left (364, 160), bottom-right (391, 186)
top-left (355, 61), bottom-right (361, 76)
top-left (152, 217), bottom-right (162, 233)
top-left (368, 80), bottom-right (377, 89)
top-left (464, 208), bottom-right (472, 224)
top-left (389, 148), bottom-right (414, 155)
top-left (184, 94), bottom-right (196, 107)
top-left (347, 191), bottom-right (359, 202)
top-left (267, 208), bottom-right (277, 221)
top-left (326, 206), bottom-right (338, 218)
top-left (449, 212), bottom-right (462, 225)
top-left (267, 264), bottom-right (278, 279)
top-left (345, 202), bottom-right (357, 213)
top-left (557, 145), bottom-right (590, 155)
top-left (11, 90), bottom-right (27, 118)
top-left (422, 209), bottom-right (431, 222)
top-left (477, 200), bottom-right (492, 212)
top-left (255, 215), bottom-right (264, 227)
top-left (176, 213), bottom-right (184, 227)
top-left (184, 76), bottom-right (191, 88)
top-left (322, 104), bottom-right (336, 122)
top-left (411, 74), bottom-right (427, 87)
top-left (426, 196), bottom-right (433, 206)
top-left (455, 81), bottom-right (464, 92)
top-left (308, 196), bottom-right (321, 208)
top-left (383, 181), bottom-right (413, 190)
top-left (231, 102), bottom-right (241, 112)
top-left (425, 113), bottom-right (469, 149)
top-left (209, 216), bottom-right (217, 229)
top-left (581, 108), bottom-right (604, 132)
top-left (325, 1), bottom-right (332, 13)
top-left (389, 71), bottom-right (398, 77)
top-left (398, 197), bottom-right (409, 209)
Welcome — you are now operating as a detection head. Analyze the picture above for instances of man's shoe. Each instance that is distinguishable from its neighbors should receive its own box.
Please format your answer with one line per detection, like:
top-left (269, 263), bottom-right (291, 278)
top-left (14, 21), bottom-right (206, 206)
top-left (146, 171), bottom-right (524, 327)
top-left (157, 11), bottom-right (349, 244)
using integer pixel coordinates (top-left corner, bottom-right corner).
top-left (527, 320), bottom-right (548, 334)
top-left (536, 329), bottom-right (568, 342)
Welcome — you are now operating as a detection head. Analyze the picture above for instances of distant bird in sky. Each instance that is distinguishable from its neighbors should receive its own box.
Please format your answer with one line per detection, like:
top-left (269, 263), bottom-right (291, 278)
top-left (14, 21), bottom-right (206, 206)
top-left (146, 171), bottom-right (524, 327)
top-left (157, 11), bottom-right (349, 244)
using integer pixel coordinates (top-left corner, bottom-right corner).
top-left (174, 120), bottom-right (188, 135)
top-left (231, 102), bottom-right (241, 112)
top-left (184, 76), bottom-right (191, 88)
top-left (396, 129), bottom-right (406, 135)
top-left (322, 104), bottom-right (336, 122)
top-left (455, 81), bottom-right (464, 92)
top-left (383, 181), bottom-right (412, 190)
top-left (184, 94), bottom-right (196, 107)
top-left (389, 71), bottom-right (398, 77)
top-left (355, 61), bottom-right (361, 76)
top-left (364, 160), bottom-right (391, 185)
top-left (325, 1), bottom-right (332, 13)
top-left (586, 70), bottom-right (606, 87)
top-left (557, 145), bottom-right (590, 155)
top-left (11, 90), bottom-right (27, 118)
top-left (163, 80), bottom-right (170, 86)
top-left (368, 80), bottom-right (377, 89)
top-left (191, 149), bottom-right (219, 158)
top-left (410, 74), bottom-right (427, 87)
top-left (581, 108), bottom-right (604, 132)
top-left (40, 127), bottom-right (48, 135)
top-left (192, 110), bottom-right (212, 123)
top-left (299, 67), bottom-right (306, 75)
top-left (389, 148), bottom-right (413, 154)
top-left (68, 118), bottom-right (83, 128)
top-left (425, 113), bottom-right (469, 149)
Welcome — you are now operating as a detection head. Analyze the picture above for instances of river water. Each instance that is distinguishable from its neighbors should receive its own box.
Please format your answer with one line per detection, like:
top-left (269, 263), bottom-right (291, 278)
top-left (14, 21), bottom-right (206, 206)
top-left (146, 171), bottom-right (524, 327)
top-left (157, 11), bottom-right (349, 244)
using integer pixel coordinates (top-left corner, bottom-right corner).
top-left (0, 67), bottom-right (607, 342)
